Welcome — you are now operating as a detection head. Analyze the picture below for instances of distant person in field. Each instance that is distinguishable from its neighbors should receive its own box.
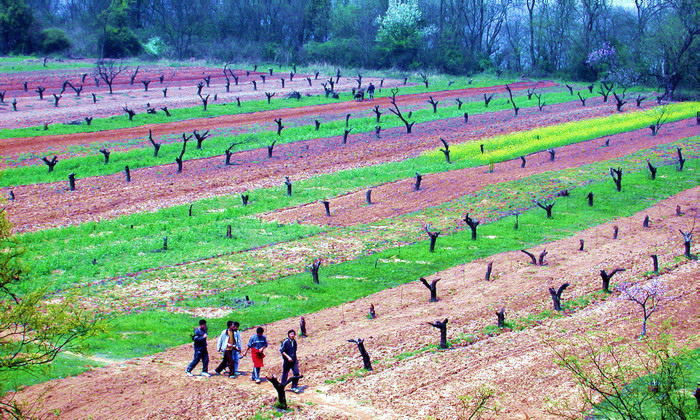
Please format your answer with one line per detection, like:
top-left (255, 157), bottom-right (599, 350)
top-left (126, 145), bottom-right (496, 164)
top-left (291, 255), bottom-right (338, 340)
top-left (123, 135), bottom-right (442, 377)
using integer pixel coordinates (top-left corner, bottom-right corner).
top-left (215, 320), bottom-right (238, 376)
top-left (186, 319), bottom-right (211, 377)
top-left (280, 329), bottom-right (302, 393)
top-left (244, 326), bottom-right (268, 384)
top-left (367, 82), bottom-right (375, 99)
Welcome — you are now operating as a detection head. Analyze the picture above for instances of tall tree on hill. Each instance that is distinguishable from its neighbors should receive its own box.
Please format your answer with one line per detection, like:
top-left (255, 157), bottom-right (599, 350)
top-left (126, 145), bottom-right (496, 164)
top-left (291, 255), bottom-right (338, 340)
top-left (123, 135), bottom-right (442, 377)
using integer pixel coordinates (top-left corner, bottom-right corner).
top-left (0, 0), bottom-right (37, 54)
top-left (304, 0), bottom-right (330, 42)
top-left (150, 0), bottom-right (214, 59)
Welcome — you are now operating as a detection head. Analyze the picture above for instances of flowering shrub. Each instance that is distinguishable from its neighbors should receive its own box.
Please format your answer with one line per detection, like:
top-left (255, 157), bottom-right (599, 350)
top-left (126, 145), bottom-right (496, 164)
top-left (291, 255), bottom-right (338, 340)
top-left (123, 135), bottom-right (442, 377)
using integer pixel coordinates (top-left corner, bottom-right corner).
top-left (586, 42), bottom-right (640, 87)
top-left (617, 279), bottom-right (676, 338)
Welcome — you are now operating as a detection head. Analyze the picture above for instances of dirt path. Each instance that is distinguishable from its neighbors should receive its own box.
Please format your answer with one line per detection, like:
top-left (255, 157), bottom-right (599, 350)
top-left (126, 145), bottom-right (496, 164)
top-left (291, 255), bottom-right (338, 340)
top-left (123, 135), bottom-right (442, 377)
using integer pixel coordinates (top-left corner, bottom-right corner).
top-left (262, 118), bottom-right (699, 226)
top-left (5, 97), bottom-right (648, 233)
top-left (0, 81), bottom-right (554, 156)
top-left (10, 189), bottom-right (699, 419)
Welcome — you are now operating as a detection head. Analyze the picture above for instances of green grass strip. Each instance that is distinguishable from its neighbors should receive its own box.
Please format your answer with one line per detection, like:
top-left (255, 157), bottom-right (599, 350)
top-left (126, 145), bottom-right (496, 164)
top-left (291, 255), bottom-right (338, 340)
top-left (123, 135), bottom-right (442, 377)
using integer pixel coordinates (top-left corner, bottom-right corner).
top-left (0, 352), bottom-right (106, 393)
top-left (422, 102), bottom-right (699, 163)
top-left (0, 75), bottom-right (512, 139)
top-left (1, 87), bottom-right (572, 187)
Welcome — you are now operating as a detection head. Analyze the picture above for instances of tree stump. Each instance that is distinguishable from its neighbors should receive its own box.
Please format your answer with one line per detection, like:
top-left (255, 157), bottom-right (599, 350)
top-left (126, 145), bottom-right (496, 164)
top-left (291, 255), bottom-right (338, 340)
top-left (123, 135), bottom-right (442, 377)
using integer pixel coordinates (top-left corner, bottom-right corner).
top-left (309, 259), bottom-right (322, 284)
top-left (536, 201), bottom-right (555, 218)
top-left (485, 262), bottom-right (494, 281)
top-left (348, 339), bottom-right (373, 370)
top-left (609, 167), bottom-right (623, 192)
top-left (423, 224), bottom-right (440, 252)
top-left (68, 173), bottom-right (76, 191)
top-left (284, 177), bottom-right (292, 196)
top-left (420, 277), bottom-right (441, 302)
top-left (41, 156), bottom-right (59, 173)
top-left (300, 317), bottom-right (307, 337)
top-left (428, 318), bottom-right (449, 349)
top-left (646, 160), bottom-right (657, 180)
top-left (368, 304), bottom-right (376, 319)
top-left (437, 138), bottom-right (451, 163)
top-left (463, 213), bottom-right (480, 240)
top-left (549, 283), bottom-right (570, 311)
top-left (496, 308), bottom-right (506, 328)
top-left (600, 268), bottom-right (625, 293)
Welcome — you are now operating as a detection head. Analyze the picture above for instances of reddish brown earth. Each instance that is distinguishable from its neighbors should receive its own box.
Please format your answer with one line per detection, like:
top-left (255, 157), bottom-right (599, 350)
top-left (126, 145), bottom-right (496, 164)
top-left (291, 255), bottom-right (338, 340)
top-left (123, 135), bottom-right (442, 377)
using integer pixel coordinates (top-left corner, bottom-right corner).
top-left (0, 80), bottom-right (555, 155)
top-left (0, 65), bottom-right (288, 128)
top-left (263, 118), bottom-right (699, 226)
top-left (10, 190), bottom-right (699, 419)
top-left (4, 97), bottom-right (650, 233)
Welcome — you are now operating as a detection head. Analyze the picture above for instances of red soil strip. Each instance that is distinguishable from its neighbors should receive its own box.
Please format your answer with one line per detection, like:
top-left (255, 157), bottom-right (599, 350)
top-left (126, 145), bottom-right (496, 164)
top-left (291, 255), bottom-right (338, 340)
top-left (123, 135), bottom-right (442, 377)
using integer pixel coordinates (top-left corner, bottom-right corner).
top-left (0, 65), bottom-right (380, 130)
top-left (5, 98), bottom-right (650, 233)
top-left (0, 81), bottom-right (555, 156)
top-left (262, 118), bottom-right (700, 226)
top-left (10, 190), bottom-right (699, 418)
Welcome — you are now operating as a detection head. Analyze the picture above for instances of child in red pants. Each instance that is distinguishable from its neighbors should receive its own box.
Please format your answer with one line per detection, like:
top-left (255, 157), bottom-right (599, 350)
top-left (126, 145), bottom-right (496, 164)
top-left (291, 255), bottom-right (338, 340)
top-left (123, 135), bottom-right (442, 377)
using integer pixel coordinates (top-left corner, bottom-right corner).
top-left (245, 327), bottom-right (268, 383)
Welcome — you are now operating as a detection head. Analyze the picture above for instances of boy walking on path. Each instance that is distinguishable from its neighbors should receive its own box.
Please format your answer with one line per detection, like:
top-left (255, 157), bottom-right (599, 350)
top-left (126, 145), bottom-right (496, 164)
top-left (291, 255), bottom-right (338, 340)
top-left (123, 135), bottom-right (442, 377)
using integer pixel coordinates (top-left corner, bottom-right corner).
top-left (230, 322), bottom-right (242, 375)
top-left (215, 321), bottom-right (236, 376)
top-left (280, 329), bottom-right (301, 393)
top-left (186, 319), bottom-right (211, 377)
top-left (245, 327), bottom-right (268, 384)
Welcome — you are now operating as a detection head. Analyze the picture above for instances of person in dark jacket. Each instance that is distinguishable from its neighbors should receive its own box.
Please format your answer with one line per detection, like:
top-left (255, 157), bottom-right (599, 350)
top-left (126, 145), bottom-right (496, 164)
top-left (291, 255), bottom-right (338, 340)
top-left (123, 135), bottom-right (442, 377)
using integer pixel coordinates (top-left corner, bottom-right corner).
top-left (186, 319), bottom-right (211, 377)
top-left (367, 82), bottom-right (375, 99)
top-left (280, 329), bottom-right (301, 392)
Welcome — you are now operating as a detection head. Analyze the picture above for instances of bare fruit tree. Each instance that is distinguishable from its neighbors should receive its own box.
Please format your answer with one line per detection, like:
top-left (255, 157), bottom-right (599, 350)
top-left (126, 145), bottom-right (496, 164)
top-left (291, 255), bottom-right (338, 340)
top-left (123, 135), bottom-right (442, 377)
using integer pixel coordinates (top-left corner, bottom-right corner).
top-left (616, 279), bottom-right (675, 338)
top-left (95, 61), bottom-right (126, 94)
top-left (388, 88), bottom-right (415, 133)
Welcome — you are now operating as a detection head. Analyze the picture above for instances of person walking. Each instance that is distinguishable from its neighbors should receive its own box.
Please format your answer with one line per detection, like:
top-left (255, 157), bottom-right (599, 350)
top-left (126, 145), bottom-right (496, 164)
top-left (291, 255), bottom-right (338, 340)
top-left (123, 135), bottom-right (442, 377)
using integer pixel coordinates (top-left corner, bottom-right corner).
top-left (280, 329), bottom-right (301, 393)
top-left (245, 327), bottom-right (268, 384)
top-left (215, 321), bottom-right (235, 376)
top-left (186, 319), bottom-right (211, 377)
top-left (367, 82), bottom-right (375, 99)
top-left (229, 321), bottom-right (242, 377)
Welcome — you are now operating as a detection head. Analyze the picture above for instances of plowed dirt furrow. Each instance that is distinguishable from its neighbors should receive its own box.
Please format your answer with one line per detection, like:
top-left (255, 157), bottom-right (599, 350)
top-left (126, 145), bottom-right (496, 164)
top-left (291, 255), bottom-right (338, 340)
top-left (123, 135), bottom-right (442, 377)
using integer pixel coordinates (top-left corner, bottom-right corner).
top-left (0, 81), bottom-right (554, 155)
top-left (263, 118), bottom-right (699, 226)
top-left (11, 189), bottom-right (699, 419)
top-left (5, 98), bottom-right (668, 233)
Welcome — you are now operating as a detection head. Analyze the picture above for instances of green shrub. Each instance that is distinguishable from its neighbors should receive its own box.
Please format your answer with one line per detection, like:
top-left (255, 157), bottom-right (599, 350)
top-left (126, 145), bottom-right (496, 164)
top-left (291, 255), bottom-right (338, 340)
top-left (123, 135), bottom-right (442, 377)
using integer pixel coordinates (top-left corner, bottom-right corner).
top-left (40, 28), bottom-right (71, 54)
top-left (142, 36), bottom-right (165, 57)
top-left (103, 25), bottom-right (142, 58)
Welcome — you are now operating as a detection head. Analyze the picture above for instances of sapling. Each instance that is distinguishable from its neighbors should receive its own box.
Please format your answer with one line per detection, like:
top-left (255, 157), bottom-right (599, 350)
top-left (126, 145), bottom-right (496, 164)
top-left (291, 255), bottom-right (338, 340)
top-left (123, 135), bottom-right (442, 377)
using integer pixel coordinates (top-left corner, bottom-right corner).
top-left (616, 279), bottom-right (674, 338)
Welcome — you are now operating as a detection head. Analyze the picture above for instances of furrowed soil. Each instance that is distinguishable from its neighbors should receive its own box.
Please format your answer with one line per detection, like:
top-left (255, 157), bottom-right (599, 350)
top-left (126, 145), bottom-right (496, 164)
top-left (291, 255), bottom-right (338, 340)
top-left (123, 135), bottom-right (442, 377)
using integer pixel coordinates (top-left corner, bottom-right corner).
top-left (10, 188), bottom-right (699, 419)
top-left (0, 81), bottom-right (553, 155)
top-left (262, 118), bottom-right (699, 226)
top-left (1, 65), bottom-right (383, 130)
top-left (4, 97), bottom-right (664, 233)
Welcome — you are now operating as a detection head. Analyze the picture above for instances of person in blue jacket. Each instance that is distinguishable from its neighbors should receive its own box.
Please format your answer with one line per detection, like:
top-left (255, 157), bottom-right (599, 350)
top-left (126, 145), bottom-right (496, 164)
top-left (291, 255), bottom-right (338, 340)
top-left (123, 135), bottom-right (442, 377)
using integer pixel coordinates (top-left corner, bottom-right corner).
top-left (186, 319), bottom-right (212, 377)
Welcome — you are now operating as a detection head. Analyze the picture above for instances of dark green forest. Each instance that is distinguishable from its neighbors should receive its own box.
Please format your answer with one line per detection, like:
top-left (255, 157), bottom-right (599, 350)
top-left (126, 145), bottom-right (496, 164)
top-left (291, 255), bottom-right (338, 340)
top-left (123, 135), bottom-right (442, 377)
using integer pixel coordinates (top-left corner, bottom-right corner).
top-left (1, 0), bottom-right (698, 96)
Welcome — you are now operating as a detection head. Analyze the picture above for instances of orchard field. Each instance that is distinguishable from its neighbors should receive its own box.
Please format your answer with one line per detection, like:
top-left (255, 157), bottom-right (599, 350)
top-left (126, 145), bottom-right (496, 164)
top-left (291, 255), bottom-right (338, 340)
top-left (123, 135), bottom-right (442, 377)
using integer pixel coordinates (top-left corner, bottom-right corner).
top-left (1, 57), bottom-right (698, 419)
